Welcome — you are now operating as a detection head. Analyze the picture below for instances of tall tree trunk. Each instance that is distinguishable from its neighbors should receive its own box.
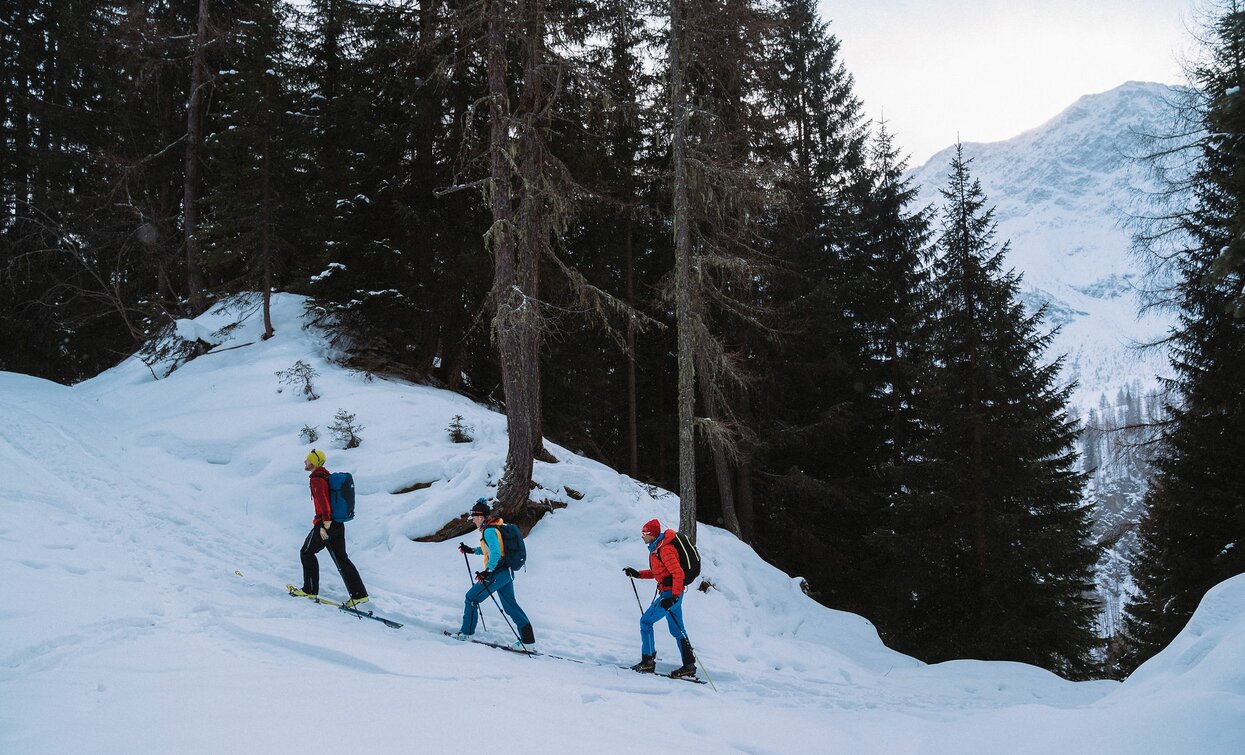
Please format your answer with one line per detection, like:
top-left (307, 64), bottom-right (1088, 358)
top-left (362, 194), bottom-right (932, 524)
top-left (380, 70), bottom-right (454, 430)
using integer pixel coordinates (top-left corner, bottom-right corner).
top-left (625, 208), bottom-right (639, 477)
top-left (736, 454), bottom-right (755, 542)
top-left (261, 75), bottom-right (274, 340)
top-left (183, 0), bottom-right (210, 316)
top-left (487, 0), bottom-right (536, 518)
top-left (520, 0), bottom-right (551, 465)
top-left (698, 367), bottom-right (741, 537)
top-left (670, 0), bottom-right (697, 541)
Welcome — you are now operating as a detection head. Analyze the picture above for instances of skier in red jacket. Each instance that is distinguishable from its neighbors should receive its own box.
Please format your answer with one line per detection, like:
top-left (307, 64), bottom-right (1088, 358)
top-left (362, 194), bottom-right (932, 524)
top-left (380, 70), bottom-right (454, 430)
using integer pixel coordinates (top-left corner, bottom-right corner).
top-left (623, 518), bottom-right (696, 678)
top-left (291, 449), bottom-right (368, 607)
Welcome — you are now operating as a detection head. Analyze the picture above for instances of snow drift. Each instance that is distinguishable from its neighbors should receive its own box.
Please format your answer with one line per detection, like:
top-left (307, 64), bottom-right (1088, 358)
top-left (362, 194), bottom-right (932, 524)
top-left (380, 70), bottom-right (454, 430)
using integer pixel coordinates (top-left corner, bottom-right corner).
top-left (0, 295), bottom-right (1241, 754)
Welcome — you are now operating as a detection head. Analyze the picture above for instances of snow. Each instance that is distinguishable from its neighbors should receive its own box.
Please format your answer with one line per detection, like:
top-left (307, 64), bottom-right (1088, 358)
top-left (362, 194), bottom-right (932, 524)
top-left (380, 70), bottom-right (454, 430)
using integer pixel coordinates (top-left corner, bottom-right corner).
top-left (174, 318), bottom-right (221, 346)
top-left (908, 81), bottom-right (1181, 411)
top-left (2, 294), bottom-right (1243, 754)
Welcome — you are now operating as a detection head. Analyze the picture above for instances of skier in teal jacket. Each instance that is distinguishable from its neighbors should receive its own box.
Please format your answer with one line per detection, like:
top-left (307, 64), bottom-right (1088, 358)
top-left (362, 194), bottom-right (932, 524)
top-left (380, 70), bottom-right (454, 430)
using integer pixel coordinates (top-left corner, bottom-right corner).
top-left (452, 499), bottom-right (535, 647)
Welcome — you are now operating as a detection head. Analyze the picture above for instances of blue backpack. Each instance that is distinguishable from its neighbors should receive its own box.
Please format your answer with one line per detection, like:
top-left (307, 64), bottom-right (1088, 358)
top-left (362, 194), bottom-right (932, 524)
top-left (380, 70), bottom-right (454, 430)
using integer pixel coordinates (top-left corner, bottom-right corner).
top-left (487, 523), bottom-right (526, 571)
top-left (328, 472), bottom-right (355, 522)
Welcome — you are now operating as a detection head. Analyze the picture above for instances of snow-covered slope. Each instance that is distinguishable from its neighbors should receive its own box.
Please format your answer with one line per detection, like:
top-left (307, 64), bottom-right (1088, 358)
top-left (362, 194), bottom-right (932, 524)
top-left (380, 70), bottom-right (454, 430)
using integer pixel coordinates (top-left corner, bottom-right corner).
top-left (1, 296), bottom-right (1242, 754)
top-left (908, 81), bottom-right (1180, 411)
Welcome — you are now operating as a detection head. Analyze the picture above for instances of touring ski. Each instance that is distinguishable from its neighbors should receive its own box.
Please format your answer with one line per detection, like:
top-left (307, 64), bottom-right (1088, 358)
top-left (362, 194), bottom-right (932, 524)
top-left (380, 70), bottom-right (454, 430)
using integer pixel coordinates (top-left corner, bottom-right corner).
top-left (339, 604), bottom-right (403, 629)
top-left (622, 665), bottom-right (708, 684)
top-left (443, 630), bottom-right (535, 656)
top-left (287, 585), bottom-right (341, 606)
top-left (442, 631), bottom-right (584, 663)
top-left (286, 585), bottom-right (403, 629)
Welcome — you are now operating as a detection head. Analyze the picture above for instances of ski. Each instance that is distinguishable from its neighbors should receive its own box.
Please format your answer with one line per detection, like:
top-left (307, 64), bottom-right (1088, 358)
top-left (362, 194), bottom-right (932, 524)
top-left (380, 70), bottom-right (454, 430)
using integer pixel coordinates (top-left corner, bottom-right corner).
top-left (339, 604), bottom-right (403, 629)
top-left (441, 631), bottom-right (584, 663)
top-left (286, 585), bottom-right (403, 629)
top-left (621, 665), bottom-right (709, 684)
top-left (443, 630), bottom-right (536, 656)
top-left (286, 584), bottom-right (341, 607)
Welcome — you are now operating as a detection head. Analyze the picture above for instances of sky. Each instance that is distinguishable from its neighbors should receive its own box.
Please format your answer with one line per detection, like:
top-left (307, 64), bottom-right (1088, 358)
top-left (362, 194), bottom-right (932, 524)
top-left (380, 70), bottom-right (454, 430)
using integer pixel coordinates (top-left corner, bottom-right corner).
top-left (821, 0), bottom-right (1202, 165)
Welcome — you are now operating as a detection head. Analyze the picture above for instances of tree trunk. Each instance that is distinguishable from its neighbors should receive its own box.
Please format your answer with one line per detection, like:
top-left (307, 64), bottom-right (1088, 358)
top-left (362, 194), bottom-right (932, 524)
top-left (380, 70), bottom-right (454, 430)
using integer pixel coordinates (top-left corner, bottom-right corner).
top-left (736, 455), bottom-right (755, 542)
top-left (625, 208), bottom-right (639, 478)
top-left (486, 0), bottom-right (536, 519)
top-left (261, 75), bottom-right (274, 340)
top-left (183, 0), bottom-right (210, 316)
top-left (671, 0), bottom-right (696, 542)
top-left (698, 368), bottom-right (741, 538)
top-left (519, 0), bottom-right (549, 465)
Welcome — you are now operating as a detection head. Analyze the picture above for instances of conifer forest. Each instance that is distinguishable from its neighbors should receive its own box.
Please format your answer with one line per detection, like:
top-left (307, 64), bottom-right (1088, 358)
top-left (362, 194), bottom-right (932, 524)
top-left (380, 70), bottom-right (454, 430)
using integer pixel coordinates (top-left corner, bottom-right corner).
top-left (3, 0), bottom-right (1242, 680)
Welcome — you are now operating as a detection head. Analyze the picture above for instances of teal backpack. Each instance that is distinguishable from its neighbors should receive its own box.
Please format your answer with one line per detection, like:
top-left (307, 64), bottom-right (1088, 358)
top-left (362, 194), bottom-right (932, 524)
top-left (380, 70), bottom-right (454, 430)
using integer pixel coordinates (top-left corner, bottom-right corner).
top-left (487, 523), bottom-right (527, 571)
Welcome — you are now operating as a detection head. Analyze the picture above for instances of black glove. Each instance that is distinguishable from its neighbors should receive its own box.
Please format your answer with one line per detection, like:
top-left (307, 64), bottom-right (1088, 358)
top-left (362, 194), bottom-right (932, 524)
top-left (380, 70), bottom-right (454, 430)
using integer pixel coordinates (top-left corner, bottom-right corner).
top-left (458, 543), bottom-right (473, 554)
top-left (659, 595), bottom-right (677, 610)
top-left (623, 567), bottom-right (640, 578)
top-left (475, 570), bottom-right (493, 583)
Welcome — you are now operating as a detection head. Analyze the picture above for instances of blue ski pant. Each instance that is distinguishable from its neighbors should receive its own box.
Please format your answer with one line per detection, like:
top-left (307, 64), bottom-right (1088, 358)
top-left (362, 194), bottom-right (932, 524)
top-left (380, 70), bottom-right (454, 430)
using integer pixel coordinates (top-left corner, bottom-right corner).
top-left (460, 568), bottom-right (530, 635)
top-left (640, 591), bottom-right (685, 657)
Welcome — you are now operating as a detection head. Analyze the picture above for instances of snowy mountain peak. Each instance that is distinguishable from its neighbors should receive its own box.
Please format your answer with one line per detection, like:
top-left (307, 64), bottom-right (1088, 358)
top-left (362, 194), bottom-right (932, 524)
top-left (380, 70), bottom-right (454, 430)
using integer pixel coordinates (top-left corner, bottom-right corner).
top-left (909, 81), bottom-right (1183, 409)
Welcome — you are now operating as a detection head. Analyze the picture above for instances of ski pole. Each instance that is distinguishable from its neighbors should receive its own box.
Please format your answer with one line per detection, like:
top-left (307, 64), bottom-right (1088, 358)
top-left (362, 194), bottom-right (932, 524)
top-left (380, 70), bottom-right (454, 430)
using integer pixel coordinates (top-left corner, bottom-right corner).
top-left (324, 525), bottom-right (362, 621)
top-left (629, 577), bottom-right (644, 613)
top-left (668, 605), bottom-right (717, 692)
top-left (478, 573), bottom-right (525, 650)
top-left (463, 549), bottom-right (486, 631)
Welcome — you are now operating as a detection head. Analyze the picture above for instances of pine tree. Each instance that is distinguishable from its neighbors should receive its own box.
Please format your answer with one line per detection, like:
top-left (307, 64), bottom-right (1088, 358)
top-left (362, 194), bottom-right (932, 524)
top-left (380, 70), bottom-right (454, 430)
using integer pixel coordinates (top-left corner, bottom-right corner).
top-left (1121, 1), bottom-right (1245, 673)
top-left (903, 146), bottom-right (1100, 677)
top-left (747, 0), bottom-right (877, 597)
top-left (0, 1), bottom-right (187, 380)
top-left (201, 0), bottom-right (300, 337)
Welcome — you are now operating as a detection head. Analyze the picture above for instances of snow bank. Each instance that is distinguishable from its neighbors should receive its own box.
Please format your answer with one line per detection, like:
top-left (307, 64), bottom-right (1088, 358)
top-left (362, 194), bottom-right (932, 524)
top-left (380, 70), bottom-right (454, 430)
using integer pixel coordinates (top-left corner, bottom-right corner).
top-left (1, 294), bottom-right (1241, 754)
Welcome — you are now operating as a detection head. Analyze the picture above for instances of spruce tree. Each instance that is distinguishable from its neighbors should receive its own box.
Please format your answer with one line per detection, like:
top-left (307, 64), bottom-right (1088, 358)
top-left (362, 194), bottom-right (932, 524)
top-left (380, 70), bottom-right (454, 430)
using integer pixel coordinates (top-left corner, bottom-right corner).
top-left (201, 0), bottom-right (300, 337)
top-left (0, 1), bottom-right (186, 380)
top-left (905, 146), bottom-right (1099, 677)
top-left (1121, 1), bottom-right (1245, 674)
top-left (747, 0), bottom-right (874, 598)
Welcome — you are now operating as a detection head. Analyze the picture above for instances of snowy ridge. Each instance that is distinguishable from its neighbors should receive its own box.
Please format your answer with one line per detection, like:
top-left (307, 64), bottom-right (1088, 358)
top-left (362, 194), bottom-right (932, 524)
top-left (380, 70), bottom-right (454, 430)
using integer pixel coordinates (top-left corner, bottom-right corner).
top-left (907, 81), bottom-right (1182, 411)
top-left (1, 296), bottom-right (1242, 753)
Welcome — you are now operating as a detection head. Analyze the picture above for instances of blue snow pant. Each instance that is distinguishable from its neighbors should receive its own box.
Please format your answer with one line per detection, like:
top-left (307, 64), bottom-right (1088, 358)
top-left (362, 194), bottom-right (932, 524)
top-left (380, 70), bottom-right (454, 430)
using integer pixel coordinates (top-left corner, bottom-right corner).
top-left (460, 568), bottom-right (530, 636)
top-left (640, 590), bottom-right (685, 657)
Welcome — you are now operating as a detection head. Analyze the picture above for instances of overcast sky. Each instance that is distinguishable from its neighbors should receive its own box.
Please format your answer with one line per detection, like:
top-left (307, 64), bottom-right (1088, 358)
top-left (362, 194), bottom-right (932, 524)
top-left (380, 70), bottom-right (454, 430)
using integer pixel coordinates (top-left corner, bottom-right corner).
top-left (820, 0), bottom-right (1201, 166)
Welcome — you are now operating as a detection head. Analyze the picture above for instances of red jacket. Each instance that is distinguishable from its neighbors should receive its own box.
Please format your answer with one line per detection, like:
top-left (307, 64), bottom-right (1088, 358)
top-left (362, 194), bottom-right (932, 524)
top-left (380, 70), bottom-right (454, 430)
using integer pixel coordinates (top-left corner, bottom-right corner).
top-left (310, 467), bottom-right (332, 524)
top-left (638, 529), bottom-right (685, 597)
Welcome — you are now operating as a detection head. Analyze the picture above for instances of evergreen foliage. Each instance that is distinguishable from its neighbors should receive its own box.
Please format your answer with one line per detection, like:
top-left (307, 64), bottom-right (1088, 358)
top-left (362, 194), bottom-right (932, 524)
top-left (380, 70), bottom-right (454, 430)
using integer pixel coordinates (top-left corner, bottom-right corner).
top-left (200, 0), bottom-right (301, 336)
top-left (275, 360), bottom-right (320, 400)
top-left (328, 408), bottom-right (364, 449)
top-left (898, 147), bottom-right (1100, 677)
top-left (447, 415), bottom-right (474, 444)
top-left (1120, 1), bottom-right (1245, 675)
top-left (4, 0), bottom-right (1194, 680)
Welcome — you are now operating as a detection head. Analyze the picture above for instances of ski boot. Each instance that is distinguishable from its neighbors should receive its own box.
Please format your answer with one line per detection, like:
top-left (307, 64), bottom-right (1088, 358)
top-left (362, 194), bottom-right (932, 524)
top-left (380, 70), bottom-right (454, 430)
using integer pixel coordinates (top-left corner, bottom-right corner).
top-left (670, 638), bottom-right (697, 678)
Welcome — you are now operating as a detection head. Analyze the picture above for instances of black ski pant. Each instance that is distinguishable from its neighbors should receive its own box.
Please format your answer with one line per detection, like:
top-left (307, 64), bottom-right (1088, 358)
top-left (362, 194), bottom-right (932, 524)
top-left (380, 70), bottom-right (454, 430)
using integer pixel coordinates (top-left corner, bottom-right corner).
top-left (300, 522), bottom-right (367, 600)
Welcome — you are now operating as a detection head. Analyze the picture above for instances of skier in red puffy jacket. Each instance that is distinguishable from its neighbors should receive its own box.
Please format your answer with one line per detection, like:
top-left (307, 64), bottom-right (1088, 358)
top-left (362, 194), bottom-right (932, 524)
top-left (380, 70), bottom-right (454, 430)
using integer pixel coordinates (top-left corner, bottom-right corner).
top-left (623, 518), bottom-right (696, 678)
top-left (291, 449), bottom-right (368, 607)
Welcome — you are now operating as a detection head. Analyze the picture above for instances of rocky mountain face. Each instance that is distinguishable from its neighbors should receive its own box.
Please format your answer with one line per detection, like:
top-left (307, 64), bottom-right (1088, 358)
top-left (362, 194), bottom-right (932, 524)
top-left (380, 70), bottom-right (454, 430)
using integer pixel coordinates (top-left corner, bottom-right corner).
top-left (907, 81), bottom-right (1188, 636)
